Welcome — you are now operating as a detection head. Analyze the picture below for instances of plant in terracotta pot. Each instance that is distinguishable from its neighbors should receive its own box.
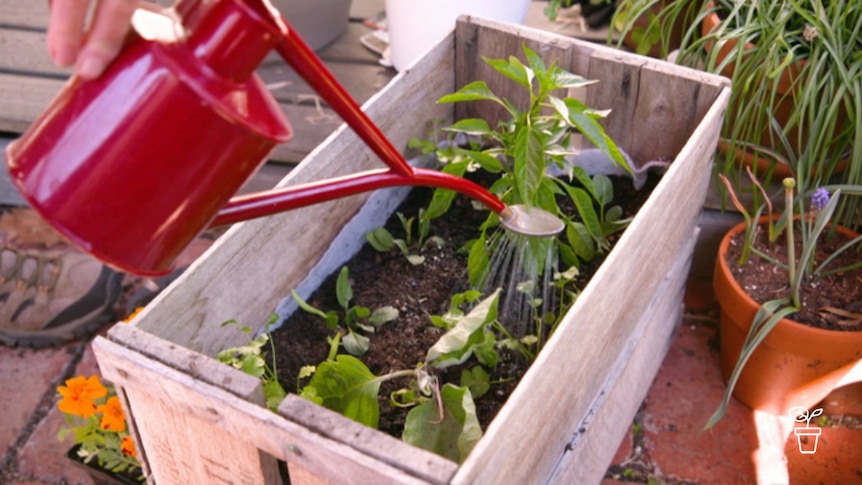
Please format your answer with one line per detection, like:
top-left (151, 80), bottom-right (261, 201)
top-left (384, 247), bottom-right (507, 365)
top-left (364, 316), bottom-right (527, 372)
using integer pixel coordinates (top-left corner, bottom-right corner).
top-left (707, 166), bottom-right (862, 427)
top-left (614, 0), bottom-right (862, 226)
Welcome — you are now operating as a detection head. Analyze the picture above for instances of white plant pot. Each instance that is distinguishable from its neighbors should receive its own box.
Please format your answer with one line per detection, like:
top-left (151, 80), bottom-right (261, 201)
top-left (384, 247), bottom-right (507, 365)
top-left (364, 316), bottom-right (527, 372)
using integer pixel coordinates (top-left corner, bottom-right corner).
top-left (384, 0), bottom-right (531, 71)
top-left (271, 0), bottom-right (352, 52)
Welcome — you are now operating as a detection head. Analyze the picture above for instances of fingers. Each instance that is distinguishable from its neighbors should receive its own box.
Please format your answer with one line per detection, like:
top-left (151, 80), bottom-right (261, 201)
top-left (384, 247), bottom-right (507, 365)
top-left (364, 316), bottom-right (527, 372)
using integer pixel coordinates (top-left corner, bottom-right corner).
top-left (46, 0), bottom-right (139, 80)
top-left (46, 0), bottom-right (91, 67)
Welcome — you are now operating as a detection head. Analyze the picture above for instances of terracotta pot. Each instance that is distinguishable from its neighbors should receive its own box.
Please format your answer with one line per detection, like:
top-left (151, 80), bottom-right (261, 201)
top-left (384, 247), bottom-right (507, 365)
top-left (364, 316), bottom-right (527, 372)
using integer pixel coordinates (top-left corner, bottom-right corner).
top-left (713, 218), bottom-right (862, 414)
top-left (701, 2), bottom-right (847, 176)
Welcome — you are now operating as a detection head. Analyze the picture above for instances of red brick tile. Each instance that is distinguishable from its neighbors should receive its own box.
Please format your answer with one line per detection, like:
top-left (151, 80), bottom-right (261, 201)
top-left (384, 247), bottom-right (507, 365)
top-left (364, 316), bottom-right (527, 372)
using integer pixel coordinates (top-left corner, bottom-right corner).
top-left (818, 382), bottom-right (862, 418)
top-left (785, 425), bottom-right (862, 484)
top-left (16, 344), bottom-right (101, 485)
top-left (0, 344), bottom-right (74, 458)
top-left (683, 275), bottom-right (716, 313)
top-left (642, 321), bottom-right (758, 483)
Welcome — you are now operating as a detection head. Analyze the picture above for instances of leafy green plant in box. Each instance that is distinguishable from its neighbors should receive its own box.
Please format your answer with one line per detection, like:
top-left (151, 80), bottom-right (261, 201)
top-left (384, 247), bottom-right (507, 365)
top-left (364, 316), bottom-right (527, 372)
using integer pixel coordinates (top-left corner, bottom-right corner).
top-left (420, 43), bottom-right (630, 285)
top-left (365, 208), bottom-right (445, 265)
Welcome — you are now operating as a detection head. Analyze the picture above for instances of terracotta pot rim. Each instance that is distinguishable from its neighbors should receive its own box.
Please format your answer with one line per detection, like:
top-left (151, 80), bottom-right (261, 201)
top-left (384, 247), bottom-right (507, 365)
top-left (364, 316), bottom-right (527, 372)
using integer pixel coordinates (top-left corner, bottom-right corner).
top-left (715, 216), bottom-right (862, 341)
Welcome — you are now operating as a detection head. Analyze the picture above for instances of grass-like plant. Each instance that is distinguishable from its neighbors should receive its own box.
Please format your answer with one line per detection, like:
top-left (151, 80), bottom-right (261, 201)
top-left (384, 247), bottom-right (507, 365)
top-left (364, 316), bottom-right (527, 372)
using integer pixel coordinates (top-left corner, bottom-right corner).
top-left (613, 0), bottom-right (862, 227)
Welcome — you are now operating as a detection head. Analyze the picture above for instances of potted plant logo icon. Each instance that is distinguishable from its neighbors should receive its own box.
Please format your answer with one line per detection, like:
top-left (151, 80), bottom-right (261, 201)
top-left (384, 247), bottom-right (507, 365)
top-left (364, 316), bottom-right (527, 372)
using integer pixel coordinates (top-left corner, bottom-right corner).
top-left (788, 406), bottom-right (824, 454)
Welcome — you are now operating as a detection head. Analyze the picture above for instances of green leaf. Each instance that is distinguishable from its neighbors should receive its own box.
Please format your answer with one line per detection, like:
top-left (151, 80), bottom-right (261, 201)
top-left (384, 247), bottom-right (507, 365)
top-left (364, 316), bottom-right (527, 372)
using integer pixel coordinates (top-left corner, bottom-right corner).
top-left (263, 380), bottom-right (287, 411)
top-left (567, 186), bottom-right (603, 240)
top-left (522, 42), bottom-right (548, 75)
top-left (562, 98), bottom-right (630, 173)
top-left (427, 290), bottom-right (500, 367)
top-left (425, 236), bottom-right (446, 248)
top-left (549, 69), bottom-right (597, 90)
top-left (365, 227), bottom-right (395, 251)
top-left (438, 81), bottom-right (500, 104)
top-left (442, 118), bottom-right (492, 136)
top-left (460, 366), bottom-right (491, 399)
top-left (592, 174), bottom-right (614, 206)
top-left (473, 330), bottom-right (499, 368)
top-left (566, 221), bottom-right (596, 261)
top-left (291, 289), bottom-right (329, 320)
top-left (424, 161), bottom-right (470, 220)
top-left (402, 384), bottom-right (483, 463)
top-left (324, 311), bottom-right (340, 330)
top-left (240, 354), bottom-right (266, 378)
top-left (342, 330), bottom-right (370, 356)
top-left (466, 150), bottom-right (505, 173)
top-left (369, 306), bottom-right (399, 326)
top-left (335, 266), bottom-right (353, 310)
top-left (467, 238), bottom-right (490, 289)
top-left (300, 354), bottom-right (380, 428)
top-left (513, 124), bottom-right (547, 205)
top-left (406, 254), bottom-right (426, 265)
top-left (390, 388), bottom-right (420, 408)
top-left (557, 241), bottom-right (580, 267)
top-left (484, 56), bottom-right (532, 89)
top-left (704, 298), bottom-right (798, 430)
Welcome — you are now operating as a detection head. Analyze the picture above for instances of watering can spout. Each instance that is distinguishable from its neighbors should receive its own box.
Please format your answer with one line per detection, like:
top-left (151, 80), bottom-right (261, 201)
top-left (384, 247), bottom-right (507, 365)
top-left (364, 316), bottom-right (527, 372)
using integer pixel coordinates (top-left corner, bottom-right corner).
top-left (4, 0), bottom-right (561, 277)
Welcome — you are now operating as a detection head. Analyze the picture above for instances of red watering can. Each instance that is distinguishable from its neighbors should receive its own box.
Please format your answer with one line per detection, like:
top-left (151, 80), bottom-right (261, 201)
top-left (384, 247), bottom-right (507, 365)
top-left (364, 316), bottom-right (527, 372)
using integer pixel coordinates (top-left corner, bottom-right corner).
top-left (5, 0), bottom-right (562, 276)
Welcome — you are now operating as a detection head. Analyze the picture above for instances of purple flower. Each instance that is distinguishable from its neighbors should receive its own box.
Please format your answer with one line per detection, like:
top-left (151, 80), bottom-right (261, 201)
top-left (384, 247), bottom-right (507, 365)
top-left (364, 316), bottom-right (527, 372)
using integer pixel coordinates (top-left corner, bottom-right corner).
top-left (810, 188), bottom-right (830, 211)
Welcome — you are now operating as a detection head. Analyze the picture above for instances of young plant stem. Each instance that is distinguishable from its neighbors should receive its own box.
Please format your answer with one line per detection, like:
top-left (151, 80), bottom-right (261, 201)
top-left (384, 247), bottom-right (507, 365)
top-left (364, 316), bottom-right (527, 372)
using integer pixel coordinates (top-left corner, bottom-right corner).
top-left (783, 178), bottom-right (799, 307)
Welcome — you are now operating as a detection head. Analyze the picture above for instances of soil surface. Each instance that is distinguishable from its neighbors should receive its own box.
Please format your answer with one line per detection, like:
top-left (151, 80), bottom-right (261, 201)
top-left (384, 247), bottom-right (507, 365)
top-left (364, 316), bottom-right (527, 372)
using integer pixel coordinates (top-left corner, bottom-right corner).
top-left (725, 224), bottom-right (862, 331)
top-left (268, 171), bottom-right (658, 442)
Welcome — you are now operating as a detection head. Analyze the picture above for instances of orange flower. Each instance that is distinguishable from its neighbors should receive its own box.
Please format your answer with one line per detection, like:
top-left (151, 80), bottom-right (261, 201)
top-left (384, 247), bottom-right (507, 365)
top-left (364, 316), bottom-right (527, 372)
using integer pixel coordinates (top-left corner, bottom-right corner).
top-left (96, 396), bottom-right (126, 432)
top-left (121, 435), bottom-right (136, 457)
top-left (123, 307), bottom-right (144, 323)
top-left (57, 375), bottom-right (107, 418)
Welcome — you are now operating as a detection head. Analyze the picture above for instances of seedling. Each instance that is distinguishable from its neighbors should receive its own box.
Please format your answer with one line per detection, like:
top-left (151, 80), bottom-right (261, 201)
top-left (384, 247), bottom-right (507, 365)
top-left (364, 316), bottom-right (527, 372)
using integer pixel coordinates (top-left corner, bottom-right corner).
top-left (292, 266), bottom-right (398, 356)
top-left (365, 208), bottom-right (444, 265)
top-left (217, 314), bottom-right (287, 412)
top-left (298, 290), bottom-right (506, 462)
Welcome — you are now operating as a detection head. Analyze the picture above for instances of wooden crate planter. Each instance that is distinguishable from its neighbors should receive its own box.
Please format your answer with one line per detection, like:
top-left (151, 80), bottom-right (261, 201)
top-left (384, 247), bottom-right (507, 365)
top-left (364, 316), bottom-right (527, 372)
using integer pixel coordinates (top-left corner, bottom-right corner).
top-left (93, 17), bottom-right (730, 485)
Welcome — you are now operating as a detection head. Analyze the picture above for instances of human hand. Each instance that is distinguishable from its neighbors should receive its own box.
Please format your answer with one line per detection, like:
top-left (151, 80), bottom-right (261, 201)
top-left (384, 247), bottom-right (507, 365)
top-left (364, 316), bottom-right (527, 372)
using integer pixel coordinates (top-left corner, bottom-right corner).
top-left (46, 0), bottom-right (140, 79)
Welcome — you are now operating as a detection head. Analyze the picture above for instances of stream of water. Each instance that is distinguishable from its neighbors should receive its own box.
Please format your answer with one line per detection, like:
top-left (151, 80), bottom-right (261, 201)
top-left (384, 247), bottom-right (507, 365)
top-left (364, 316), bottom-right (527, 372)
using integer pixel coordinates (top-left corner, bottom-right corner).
top-left (481, 230), bottom-right (559, 338)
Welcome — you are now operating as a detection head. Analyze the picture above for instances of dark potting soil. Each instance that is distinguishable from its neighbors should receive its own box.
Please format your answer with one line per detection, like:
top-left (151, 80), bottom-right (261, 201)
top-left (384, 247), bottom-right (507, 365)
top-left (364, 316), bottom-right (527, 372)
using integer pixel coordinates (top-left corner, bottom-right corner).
top-left (725, 225), bottom-right (862, 331)
top-left (268, 171), bottom-right (659, 440)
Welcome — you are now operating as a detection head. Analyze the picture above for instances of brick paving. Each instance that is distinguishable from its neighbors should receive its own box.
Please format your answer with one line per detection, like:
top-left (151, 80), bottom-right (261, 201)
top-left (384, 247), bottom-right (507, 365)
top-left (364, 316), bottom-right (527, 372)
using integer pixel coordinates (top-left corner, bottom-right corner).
top-left (602, 278), bottom-right (862, 485)
top-left (1, 272), bottom-right (861, 484)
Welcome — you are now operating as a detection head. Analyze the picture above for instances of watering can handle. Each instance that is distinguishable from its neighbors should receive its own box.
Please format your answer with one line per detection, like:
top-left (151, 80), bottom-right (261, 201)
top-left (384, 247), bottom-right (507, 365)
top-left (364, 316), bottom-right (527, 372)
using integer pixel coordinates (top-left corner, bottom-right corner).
top-left (212, 12), bottom-right (506, 227)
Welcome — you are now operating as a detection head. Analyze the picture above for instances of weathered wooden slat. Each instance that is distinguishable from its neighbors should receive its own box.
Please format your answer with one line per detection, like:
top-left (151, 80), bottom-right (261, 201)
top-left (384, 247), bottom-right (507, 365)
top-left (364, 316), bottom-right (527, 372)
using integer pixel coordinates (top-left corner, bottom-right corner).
top-left (94, 330), bottom-right (440, 485)
top-left (0, 28), bottom-right (65, 77)
top-left (0, 0), bottom-right (52, 30)
top-left (547, 229), bottom-right (695, 483)
top-left (278, 396), bottom-right (459, 484)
